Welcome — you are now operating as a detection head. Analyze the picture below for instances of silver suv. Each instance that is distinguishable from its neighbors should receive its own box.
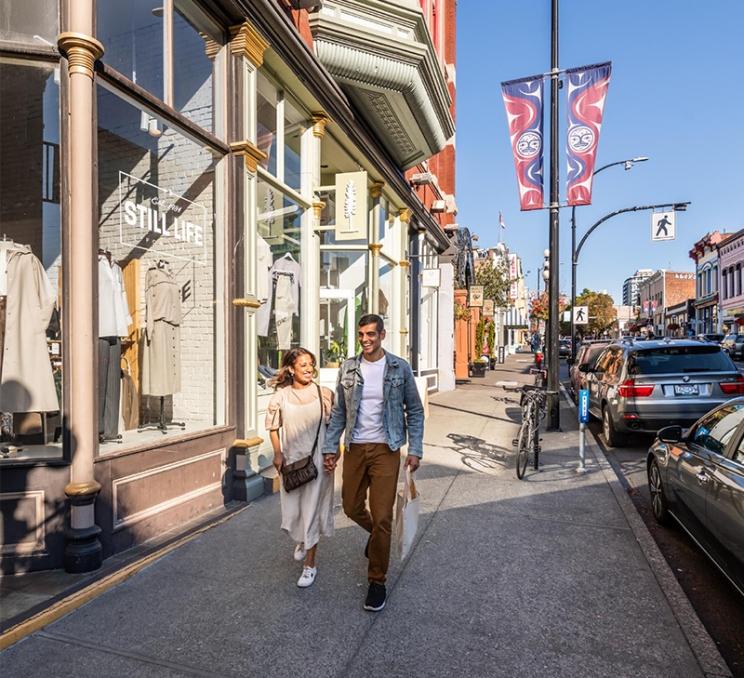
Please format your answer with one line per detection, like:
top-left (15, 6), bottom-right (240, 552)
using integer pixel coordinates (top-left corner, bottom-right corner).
top-left (582, 339), bottom-right (744, 446)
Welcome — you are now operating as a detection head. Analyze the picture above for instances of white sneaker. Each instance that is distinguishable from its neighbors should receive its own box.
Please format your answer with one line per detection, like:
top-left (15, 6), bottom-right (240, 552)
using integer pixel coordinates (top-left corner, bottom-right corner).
top-left (293, 543), bottom-right (306, 562)
top-left (297, 566), bottom-right (317, 588)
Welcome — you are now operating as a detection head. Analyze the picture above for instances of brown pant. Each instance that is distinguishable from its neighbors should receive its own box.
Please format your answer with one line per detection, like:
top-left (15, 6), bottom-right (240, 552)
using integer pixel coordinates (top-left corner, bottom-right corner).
top-left (342, 442), bottom-right (401, 584)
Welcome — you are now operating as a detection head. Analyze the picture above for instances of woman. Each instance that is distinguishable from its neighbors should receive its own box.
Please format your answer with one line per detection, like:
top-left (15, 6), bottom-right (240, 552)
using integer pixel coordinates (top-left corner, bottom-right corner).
top-left (266, 348), bottom-right (335, 588)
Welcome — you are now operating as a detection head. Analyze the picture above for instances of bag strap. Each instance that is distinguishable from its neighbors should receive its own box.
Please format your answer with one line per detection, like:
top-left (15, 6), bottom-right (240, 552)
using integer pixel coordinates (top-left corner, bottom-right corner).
top-left (311, 384), bottom-right (323, 453)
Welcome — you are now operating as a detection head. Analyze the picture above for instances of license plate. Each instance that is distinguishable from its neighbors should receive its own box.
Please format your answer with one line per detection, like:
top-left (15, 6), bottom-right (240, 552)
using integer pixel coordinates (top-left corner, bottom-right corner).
top-left (674, 384), bottom-right (699, 396)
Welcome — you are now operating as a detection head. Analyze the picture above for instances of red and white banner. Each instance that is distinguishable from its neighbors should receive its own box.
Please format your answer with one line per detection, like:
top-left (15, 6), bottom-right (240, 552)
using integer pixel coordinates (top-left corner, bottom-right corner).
top-left (565, 62), bottom-right (612, 206)
top-left (501, 76), bottom-right (544, 211)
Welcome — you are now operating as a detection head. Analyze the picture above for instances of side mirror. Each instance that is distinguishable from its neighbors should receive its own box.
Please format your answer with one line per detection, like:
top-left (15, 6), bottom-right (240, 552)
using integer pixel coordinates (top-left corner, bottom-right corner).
top-left (657, 425), bottom-right (683, 444)
top-left (566, 357), bottom-right (574, 366)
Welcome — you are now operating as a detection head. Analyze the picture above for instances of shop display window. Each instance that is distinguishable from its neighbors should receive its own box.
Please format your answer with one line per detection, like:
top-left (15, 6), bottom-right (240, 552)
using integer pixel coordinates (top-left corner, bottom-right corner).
top-left (97, 0), bottom-right (221, 132)
top-left (0, 0), bottom-right (58, 46)
top-left (319, 251), bottom-right (368, 368)
top-left (96, 84), bottom-right (223, 452)
top-left (0, 59), bottom-right (61, 461)
top-left (256, 179), bottom-right (304, 391)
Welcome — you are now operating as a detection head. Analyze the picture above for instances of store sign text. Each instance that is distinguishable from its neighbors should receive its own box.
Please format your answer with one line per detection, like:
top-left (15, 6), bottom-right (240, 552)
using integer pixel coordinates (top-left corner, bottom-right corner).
top-left (122, 199), bottom-right (204, 245)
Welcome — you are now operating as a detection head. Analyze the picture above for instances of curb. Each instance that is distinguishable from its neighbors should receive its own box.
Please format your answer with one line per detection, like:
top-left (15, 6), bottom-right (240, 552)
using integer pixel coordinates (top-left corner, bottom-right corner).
top-left (0, 504), bottom-right (250, 652)
top-left (559, 384), bottom-right (732, 678)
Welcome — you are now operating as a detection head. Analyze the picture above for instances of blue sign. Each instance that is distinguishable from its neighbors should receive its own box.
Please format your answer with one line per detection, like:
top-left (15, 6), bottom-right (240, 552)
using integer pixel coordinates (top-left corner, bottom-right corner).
top-left (578, 389), bottom-right (590, 424)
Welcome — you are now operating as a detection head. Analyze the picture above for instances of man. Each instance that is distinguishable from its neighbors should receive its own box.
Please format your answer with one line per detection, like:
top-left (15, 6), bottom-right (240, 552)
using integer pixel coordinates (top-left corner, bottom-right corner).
top-left (322, 314), bottom-right (424, 612)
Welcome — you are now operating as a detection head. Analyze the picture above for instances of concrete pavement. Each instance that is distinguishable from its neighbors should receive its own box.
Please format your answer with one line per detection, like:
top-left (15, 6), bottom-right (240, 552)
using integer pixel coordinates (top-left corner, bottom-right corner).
top-left (0, 355), bottom-right (729, 677)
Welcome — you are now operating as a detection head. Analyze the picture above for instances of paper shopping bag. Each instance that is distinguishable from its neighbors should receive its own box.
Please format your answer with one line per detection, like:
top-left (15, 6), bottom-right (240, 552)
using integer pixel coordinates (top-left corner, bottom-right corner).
top-left (394, 469), bottom-right (420, 559)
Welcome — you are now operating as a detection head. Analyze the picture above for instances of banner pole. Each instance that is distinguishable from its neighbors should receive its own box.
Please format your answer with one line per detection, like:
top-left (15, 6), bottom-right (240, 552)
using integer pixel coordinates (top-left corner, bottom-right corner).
top-left (547, 0), bottom-right (561, 431)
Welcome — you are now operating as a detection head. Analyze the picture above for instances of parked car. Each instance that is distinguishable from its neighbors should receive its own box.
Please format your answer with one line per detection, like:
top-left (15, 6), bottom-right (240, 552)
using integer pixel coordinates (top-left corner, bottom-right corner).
top-left (697, 333), bottom-right (724, 344)
top-left (582, 338), bottom-right (744, 447)
top-left (559, 339), bottom-right (572, 359)
top-left (569, 341), bottom-right (610, 400)
top-left (721, 333), bottom-right (744, 359)
top-left (647, 401), bottom-right (744, 597)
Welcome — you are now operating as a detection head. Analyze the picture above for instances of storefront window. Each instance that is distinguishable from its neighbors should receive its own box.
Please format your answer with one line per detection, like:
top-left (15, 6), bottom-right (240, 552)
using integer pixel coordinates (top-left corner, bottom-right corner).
top-left (0, 59), bottom-right (61, 460)
top-left (96, 84), bottom-right (222, 451)
top-left (97, 0), bottom-right (165, 100)
top-left (97, 0), bottom-right (221, 132)
top-left (256, 179), bottom-right (303, 391)
top-left (319, 251), bottom-right (367, 367)
top-left (0, 0), bottom-right (58, 46)
top-left (379, 258), bottom-right (394, 325)
top-left (257, 73), bottom-right (278, 176)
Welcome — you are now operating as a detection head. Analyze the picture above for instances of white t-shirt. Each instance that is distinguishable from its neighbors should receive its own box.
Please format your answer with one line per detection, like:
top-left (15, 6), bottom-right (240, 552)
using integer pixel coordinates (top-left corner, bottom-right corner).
top-left (351, 355), bottom-right (387, 444)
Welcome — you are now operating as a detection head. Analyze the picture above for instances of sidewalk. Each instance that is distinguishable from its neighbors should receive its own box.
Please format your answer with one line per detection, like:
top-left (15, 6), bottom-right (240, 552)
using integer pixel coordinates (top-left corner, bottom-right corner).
top-left (0, 354), bottom-right (729, 677)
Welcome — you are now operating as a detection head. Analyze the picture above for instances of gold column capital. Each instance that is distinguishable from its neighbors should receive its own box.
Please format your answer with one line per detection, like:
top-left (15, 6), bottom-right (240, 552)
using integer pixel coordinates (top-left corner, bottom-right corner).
top-left (398, 208), bottom-right (412, 224)
top-left (232, 297), bottom-right (262, 309)
top-left (230, 140), bottom-right (268, 174)
top-left (233, 436), bottom-right (264, 449)
top-left (312, 200), bottom-right (326, 219)
top-left (200, 33), bottom-right (221, 60)
top-left (57, 32), bottom-right (104, 78)
top-left (398, 259), bottom-right (410, 268)
top-left (370, 181), bottom-right (385, 199)
top-left (64, 481), bottom-right (102, 497)
top-left (312, 113), bottom-right (330, 138)
top-left (369, 243), bottom-right (383, 255)
top-left (229, 21), bottom-right (269, 67)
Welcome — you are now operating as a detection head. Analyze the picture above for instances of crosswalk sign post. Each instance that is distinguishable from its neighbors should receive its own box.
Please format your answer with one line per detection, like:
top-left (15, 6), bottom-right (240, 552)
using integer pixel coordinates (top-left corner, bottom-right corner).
top-left (651, 211), bottom-right (675, 241)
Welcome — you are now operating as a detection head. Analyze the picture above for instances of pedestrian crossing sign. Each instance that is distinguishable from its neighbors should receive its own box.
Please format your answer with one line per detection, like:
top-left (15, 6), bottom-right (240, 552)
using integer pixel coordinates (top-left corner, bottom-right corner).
top-left (651, 211), bottom-right (675, 241)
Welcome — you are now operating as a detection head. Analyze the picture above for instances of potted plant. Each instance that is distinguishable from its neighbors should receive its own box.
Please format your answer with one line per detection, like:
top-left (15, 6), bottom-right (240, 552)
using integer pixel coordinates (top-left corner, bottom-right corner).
top-left (325, 339), bottom-right (345, 368)
top-left (486, 319), bottom-right (496, 369)
top-left (470, 356), bottom-right (488, 378)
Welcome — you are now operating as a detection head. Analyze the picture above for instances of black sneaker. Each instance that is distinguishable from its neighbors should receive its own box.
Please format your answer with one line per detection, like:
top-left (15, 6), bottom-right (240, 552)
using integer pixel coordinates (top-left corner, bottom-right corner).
top-left (364, 582), bottom-right (386, 611)
top-left (364, 536), bottom-right (370, 559)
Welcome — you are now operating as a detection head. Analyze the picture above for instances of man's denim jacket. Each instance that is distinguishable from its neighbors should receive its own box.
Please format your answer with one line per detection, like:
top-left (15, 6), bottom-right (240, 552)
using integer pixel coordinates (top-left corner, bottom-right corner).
top-left (321, 352), bottom-right (424, 457)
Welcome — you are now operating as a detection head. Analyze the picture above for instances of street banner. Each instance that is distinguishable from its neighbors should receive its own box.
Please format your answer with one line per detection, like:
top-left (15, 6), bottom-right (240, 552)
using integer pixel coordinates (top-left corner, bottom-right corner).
top-left (565, 62), bottom-right (612, 206)
top-left (501, 75), bottom-right (544, 211)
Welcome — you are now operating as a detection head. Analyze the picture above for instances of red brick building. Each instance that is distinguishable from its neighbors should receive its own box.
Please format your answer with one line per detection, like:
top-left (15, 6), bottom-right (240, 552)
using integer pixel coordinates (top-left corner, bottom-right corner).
top-left (638, 270), bottom-right (696, 335)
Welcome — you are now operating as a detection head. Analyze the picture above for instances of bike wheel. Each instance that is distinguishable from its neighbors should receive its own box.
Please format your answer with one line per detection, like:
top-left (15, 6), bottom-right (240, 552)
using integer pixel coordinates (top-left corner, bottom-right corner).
top-left (516, 418), bottom-right (531, 479)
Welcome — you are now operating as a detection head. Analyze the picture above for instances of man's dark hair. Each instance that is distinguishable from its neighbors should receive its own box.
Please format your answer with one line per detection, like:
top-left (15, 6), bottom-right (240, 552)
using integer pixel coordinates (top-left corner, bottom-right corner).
top-left (358, 313), bottom-right (385, 333)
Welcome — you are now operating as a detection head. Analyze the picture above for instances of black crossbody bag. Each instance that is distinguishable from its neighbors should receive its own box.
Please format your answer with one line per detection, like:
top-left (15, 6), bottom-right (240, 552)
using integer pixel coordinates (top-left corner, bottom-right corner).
top-left (281, 385), bottom-right (323, 493)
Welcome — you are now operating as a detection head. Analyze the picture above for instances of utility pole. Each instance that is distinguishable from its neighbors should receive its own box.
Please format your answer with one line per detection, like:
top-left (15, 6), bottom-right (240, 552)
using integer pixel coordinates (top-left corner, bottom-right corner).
top-left (547, 0), bottom-right (560, 430)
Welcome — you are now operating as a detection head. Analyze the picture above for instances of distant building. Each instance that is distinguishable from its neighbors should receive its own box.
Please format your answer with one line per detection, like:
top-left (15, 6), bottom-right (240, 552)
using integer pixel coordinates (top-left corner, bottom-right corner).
top-left (638, 270), bottom-right (696, 335)
top-left (622, 269), bottom-right (653, 307)
top-left (717, 228), bottom-right (744, 332)
top-left (689, 230), bottom-right (730, 333)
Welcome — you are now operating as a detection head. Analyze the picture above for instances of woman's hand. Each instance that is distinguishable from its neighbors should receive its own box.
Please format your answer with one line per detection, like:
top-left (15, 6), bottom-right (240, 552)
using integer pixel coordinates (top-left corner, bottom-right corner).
top-left (273, 452), bottom-right (284, 473)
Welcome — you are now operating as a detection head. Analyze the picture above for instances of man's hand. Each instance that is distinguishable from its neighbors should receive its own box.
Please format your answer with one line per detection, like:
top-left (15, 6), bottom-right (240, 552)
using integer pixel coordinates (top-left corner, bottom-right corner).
top-left (323, 453), bottom-right (338, 473)
top-left (404, 455), bottom-right (420, 472)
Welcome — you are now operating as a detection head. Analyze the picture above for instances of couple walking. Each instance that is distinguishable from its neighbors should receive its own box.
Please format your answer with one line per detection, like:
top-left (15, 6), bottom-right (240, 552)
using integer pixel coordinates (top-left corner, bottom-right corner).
top-left (267, 314), bottom-right (424, 612)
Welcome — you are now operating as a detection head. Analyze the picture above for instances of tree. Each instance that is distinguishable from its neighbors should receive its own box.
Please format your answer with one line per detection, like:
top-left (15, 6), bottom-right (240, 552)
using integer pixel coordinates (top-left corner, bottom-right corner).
top-left (568, 288), bottom-right (617, 336)
top-left (530, 291), bottom-right (567, 321)
top-left (475, 260), bottom-right (509, 308)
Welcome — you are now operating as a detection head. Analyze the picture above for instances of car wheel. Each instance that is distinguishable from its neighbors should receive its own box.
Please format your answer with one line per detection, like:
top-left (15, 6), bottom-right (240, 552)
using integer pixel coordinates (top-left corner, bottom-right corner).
top-left (648, 459), bottom-right (671, 525)
top-left (602, 405), bottom-right (626, 448)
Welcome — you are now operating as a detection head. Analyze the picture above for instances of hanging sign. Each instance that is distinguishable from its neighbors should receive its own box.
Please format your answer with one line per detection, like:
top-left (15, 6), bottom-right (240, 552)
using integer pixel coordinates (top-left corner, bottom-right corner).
top-left (651, 211), bottom-right (675, 241)
top-left (483, 299), bottom-right (495, 317)
top-left (334, 171), bottom-right (368, 241)
top-left (469, 285), bottom-right (484, 307)
top-left (422, 268), bottom-right (441, 288)
top-left (573, 306), bottom-right (589, 325)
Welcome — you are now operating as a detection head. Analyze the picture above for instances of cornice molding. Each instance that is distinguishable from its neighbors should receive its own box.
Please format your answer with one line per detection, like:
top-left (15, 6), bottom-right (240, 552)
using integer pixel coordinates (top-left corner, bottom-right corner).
top-left (229, 21), bottom-right (269, 67)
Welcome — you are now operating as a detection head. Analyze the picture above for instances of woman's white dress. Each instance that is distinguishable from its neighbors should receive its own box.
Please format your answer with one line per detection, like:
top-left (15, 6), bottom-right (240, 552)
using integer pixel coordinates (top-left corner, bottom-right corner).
top-left (265, 383), bottom-right (335, 548)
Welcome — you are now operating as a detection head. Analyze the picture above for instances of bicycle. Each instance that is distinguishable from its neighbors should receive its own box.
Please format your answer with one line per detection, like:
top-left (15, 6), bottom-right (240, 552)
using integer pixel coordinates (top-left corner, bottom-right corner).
top-left (501, 370), bottom-right (548, 479)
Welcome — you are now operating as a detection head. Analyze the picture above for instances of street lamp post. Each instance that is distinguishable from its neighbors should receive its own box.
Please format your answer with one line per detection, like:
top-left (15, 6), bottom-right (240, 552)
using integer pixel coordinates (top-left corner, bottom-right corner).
top-left (570, 157), bottom-right (648, 360)
top-left (572, 202), bottom-right (691, 339)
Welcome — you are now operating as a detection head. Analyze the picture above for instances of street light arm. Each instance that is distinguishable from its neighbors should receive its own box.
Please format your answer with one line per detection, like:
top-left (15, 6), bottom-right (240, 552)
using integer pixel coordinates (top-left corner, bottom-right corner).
top-left (574, 202), bottom-right (690, 263)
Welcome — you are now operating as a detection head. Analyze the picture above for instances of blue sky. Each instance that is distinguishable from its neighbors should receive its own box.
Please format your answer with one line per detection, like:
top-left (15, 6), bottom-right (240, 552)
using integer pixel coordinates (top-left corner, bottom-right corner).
top-left (457, 0), bottom-right (744, 303)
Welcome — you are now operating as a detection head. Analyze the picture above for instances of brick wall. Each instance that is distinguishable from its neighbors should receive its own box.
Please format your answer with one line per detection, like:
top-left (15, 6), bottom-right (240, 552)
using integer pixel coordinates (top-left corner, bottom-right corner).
top-left (664, 271), bottom-right (695, 307)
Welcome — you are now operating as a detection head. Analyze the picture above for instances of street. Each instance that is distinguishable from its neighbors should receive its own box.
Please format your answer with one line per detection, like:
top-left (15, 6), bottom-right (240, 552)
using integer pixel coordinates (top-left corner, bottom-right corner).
top-left (560, 360), bottom-right (744, 676)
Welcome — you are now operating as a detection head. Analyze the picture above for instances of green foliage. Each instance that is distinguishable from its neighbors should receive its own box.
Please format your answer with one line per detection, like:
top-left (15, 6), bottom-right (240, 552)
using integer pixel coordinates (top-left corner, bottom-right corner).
top-left (486, 318), bottom-right (496, 355)
top-left (475, 260), bottom-right (509, 308)
top-left (475, 318), bottom-right (486, 355)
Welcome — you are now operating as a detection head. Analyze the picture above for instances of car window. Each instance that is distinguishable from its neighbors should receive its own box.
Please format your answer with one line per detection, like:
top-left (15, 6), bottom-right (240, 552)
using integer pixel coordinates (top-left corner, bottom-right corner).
top-left (594, 349), bottom-right (614, 373)
top-left (690, 403), bottom-right (744, 456)
top-left (604, 350), bottom-right (623, 380)
top-left (586, 346), bottom-right (607, 366)
top-left (628, 345), bottom-right (734, 375)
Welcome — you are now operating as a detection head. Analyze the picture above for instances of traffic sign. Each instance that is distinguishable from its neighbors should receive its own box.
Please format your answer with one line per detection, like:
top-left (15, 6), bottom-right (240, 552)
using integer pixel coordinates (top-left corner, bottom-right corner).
top-left (578, 389), bottom-right (590, 424)
top-left (651, 211), bottom-right (675, 241)
top-left (573, 306), bottom-right (589, 325)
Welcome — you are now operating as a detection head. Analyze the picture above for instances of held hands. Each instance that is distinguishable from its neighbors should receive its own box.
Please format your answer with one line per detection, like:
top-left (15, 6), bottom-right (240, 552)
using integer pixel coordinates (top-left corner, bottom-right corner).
top-left (404, 455), bottom-right (420, 472)
top-left (272, 452), bottom-right (284, 474)
top-left (323, 452), bottom-right (340, 474)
